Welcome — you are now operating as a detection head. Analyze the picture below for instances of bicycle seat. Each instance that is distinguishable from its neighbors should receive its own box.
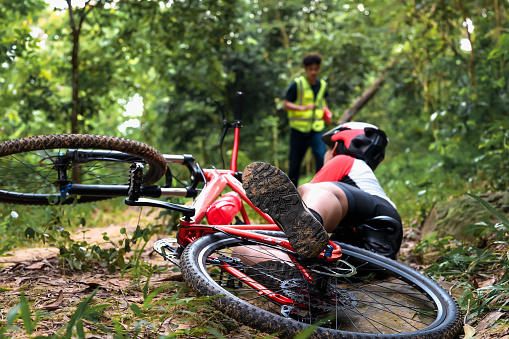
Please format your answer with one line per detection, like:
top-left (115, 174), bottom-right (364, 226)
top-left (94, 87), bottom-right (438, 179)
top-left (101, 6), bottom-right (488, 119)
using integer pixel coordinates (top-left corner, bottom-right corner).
top-left (330, 215), bottom-right (403, 260)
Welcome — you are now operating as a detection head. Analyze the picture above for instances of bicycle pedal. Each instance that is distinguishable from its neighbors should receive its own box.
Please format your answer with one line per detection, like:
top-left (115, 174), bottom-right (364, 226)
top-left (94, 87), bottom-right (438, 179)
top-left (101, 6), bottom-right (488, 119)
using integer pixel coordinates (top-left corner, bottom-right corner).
top-left (153, 238), bottom-right (182, 266)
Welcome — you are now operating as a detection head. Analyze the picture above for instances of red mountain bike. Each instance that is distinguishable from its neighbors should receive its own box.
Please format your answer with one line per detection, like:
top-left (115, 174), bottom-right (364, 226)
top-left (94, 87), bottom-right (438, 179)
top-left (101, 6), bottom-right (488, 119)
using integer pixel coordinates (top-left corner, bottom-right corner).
top-left (0, 93), bottom-right (462, 338)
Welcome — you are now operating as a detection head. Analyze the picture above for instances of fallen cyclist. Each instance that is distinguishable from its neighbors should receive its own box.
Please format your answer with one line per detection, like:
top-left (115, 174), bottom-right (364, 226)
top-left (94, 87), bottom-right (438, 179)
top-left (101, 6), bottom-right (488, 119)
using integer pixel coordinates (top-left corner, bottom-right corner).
top-left (242, 122), bottom-right (403, 260)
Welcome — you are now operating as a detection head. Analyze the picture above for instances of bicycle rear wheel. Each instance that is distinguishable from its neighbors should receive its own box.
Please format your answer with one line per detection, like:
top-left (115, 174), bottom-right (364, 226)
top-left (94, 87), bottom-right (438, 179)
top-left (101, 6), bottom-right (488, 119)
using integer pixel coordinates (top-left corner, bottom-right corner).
top-left (0, 134), bottom-right (167, 205)
top-left (180, 232), bottom-right (462, 338)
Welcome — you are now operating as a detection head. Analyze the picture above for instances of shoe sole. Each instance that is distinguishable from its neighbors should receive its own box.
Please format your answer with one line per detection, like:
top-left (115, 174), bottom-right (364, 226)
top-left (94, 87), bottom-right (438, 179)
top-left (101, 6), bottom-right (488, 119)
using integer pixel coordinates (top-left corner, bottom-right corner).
top-left (242, 162), bottom-right (329, 258)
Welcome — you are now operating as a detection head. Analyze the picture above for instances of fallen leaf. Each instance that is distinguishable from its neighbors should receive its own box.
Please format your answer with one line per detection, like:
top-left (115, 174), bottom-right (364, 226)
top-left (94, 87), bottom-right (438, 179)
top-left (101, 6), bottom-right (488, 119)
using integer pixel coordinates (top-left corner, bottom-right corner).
top-left (154, 273), bottom-right (184, 282)
top-left (15, 276), bottom-right (33, 285)
top-left (463, 324), bottom-right (476, 339)
top-left (476, 311), bottom-right (504, 332)
top-left (77, 281), bottom-right (102, 289)
top-left (42, 290), bottom-right (64, 311)
top-left (39, 278), bottom-right (68, 286)
top-left (107, 279), bottom-right (130, 288)
top-left (126, 297), bottom-right (144, 303)
top-left (25, 262), bottom-right (45, 270)
top-left (176, 323), bottom-right (192, 330)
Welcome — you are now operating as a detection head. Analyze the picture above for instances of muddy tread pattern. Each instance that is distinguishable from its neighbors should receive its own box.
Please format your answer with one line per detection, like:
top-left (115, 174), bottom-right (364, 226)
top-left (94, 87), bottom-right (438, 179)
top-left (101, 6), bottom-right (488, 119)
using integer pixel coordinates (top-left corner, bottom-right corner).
top-left (242, 162), bottom-right (329, 258)
top-left (180, 232), bottom-right (463, 339)
top-left (0, 134), bottom-right (167, 205)
top-left (0, 134), bottom-right (166, 186)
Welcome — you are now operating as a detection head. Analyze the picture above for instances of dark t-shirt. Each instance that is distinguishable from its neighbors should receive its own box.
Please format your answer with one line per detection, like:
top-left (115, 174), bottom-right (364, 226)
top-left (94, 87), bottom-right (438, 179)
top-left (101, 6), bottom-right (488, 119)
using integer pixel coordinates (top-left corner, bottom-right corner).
top-left (284, 79), bottom-right (327, 102)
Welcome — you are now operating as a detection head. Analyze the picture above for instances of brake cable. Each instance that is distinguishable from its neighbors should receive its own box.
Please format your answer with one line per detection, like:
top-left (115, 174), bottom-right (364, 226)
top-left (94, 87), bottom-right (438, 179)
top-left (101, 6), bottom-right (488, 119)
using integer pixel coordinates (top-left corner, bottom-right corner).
top-left (215, 100), bottom-right (233, 170)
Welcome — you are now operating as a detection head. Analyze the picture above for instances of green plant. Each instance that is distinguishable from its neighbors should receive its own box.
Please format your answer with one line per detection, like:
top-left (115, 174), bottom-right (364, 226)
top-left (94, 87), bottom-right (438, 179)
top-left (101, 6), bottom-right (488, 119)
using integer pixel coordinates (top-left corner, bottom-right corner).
top-left (415, 193), bottom-right (509, 324)
top-left (412, 231), bottom-right (457, 266)
top-left (0, 292), bottom-right (50, 337)
top-left (0, 284), bottom-right (233, 338)
top-left (18, 202), bottom-right (157, 272)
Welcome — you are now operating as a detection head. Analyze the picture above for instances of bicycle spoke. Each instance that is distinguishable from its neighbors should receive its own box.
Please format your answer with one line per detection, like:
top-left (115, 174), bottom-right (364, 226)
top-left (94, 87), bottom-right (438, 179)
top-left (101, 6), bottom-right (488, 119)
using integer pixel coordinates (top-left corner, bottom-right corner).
top-left (181, 232), bottom-right (461, 337)
top-left (202, 244), bottom-right (440, 333)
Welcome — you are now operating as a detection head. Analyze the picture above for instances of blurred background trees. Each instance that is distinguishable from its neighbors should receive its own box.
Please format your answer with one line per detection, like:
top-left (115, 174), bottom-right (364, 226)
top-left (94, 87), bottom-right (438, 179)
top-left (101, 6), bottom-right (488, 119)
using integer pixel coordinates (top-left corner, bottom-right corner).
top-left (0, 0), bottom-right (507, 220)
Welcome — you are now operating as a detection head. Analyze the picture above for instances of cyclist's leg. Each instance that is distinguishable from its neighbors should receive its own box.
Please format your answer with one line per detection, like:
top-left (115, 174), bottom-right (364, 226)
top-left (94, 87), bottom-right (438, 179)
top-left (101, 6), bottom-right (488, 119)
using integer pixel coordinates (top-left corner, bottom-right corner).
top-left (242, 162), bottom-right (329, 259)
top-left (297, 181), bottom-right (348, 232)
top-left (232, 245), bottom-right (291, 265)
top-left (327, 181), bottom-right (403, 259)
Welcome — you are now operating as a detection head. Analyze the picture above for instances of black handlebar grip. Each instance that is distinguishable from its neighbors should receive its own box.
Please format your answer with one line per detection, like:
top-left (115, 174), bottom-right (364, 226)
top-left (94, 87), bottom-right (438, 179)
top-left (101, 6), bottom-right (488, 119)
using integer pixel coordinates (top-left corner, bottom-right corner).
top-left (234, 91), bottom-right (243, 121)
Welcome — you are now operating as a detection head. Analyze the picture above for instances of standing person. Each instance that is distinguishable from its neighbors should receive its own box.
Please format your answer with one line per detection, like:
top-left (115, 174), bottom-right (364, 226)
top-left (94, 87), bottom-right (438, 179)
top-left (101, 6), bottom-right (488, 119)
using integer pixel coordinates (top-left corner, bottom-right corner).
top-left (283, 53), bottom-right (329, 187)
top-left (242, 122), bottom-right (403, 260)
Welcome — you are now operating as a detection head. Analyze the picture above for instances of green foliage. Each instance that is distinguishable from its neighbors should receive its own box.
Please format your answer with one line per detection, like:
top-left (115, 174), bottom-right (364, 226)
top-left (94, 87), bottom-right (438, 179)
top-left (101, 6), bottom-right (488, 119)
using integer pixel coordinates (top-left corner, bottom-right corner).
top-left (1, 0), bottom-right (509, 334)
top-left (58, 222), bottom-right (154, 273)
top-left (2, 0), bottom-right (507, 206)
top-left (0, 200), bottom-right (156, 273)
top-left (0, 292), bottom-right (51, 337)
top-left (0, 280), bottom-right (237, 338)
top-left (415, 194), bottom-right (509, 323)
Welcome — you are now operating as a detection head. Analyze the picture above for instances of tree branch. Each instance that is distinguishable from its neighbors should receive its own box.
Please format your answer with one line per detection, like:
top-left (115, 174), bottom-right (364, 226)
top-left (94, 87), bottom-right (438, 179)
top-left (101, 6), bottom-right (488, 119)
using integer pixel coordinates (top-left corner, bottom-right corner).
top-left (79, 0), bottom-right (95, 31)
top-left (66, 0), bottom-right (76, 32)
top-left (338, 58), bottom-right (397, 124)
top-left (274, 7), bottom-right (290, 49)
top-left (495, 0), bottom-right (504, 73)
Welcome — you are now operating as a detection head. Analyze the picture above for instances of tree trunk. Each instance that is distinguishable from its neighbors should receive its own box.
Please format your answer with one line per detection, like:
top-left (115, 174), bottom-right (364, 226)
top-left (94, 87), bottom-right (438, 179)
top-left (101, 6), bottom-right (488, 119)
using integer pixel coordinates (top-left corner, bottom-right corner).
top-left (71, 29), bottom-right (80, 134)
top-left (67, 0), bottom-right (95, 134)
top-left (338, 76), bottom-right (385, 124)
top-left (457, 0), bottom-right (477, 99)
top-left (338, 58), bottom-right (396, 124)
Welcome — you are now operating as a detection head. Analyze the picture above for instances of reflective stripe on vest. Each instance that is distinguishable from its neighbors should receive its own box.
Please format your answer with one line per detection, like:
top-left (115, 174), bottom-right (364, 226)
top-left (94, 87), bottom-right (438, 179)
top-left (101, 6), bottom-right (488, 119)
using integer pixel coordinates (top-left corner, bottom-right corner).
top-left (287, 76), bottom-right (327, 133)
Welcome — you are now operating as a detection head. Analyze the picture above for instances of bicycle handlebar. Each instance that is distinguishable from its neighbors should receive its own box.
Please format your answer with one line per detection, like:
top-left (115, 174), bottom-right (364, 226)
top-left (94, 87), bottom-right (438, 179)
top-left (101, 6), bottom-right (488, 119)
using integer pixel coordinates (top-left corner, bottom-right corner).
top-left (131, 92), bottom-right (244, 214)
top-left (234, 91), bottom-right (243, 122)
top-left (157, 153), bottom-right (205, 198)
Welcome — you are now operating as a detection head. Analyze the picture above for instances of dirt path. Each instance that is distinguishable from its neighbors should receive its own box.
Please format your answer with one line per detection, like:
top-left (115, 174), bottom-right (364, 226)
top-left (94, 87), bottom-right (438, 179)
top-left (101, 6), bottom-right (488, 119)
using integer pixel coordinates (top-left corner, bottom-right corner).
top-left (2, 213), bottom-right (505, 338)
top-left (0, 207), bottom-right (269, 338)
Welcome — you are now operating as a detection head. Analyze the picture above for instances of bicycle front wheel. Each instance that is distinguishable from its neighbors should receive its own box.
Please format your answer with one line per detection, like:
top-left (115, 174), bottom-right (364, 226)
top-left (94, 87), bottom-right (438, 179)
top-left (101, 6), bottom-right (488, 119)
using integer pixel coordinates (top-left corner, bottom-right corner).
top-left (180, 232), bottom-right (462, 338)
top-left (0, 134), bottom-right (167, 205)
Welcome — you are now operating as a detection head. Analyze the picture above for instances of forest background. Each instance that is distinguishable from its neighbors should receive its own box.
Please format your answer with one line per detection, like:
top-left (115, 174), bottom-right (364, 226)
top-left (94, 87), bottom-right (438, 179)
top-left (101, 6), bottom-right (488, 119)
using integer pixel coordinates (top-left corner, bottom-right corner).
top-left (0, 0), bottom-right (509, 337)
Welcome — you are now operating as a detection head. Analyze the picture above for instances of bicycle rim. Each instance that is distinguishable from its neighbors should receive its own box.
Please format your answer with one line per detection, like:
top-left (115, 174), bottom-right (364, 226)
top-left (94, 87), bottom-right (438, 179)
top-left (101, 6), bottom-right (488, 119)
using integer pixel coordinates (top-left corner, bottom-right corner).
top-left (0, 134), bottom-right (167, 205)
top-left (180, 232), bottom-right (462, 338)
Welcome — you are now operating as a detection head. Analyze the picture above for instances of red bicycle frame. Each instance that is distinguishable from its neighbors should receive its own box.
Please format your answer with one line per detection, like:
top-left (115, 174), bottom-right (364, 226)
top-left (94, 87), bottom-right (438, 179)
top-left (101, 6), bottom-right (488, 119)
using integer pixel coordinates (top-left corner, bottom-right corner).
top-left (147, 92), bottom-right (342, 307)
top-left (173, 96), bottom-right (341, 280)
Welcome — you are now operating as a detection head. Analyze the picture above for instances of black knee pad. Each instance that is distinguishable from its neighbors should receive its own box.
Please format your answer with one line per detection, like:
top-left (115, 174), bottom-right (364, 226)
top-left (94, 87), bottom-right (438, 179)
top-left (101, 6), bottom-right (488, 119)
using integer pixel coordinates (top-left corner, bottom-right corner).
top-left (330, 216), bottom-right (403, 260)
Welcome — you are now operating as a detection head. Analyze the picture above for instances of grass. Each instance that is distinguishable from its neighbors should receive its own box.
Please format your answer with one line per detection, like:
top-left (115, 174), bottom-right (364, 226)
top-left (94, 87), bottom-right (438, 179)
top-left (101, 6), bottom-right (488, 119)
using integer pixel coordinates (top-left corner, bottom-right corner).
top-left (412, 193), bottom-right (509, 336)
top-left (0, 199), bottom-right (278, 338)
top-left (2, 191), bottom-right (508, 337)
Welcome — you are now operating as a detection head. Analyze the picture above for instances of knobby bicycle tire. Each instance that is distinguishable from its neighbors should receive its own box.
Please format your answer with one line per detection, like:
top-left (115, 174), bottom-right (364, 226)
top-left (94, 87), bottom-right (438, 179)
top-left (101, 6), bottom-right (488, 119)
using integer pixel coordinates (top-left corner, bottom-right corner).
top-left (180, 232), bottom-right (462, 338)
top-left (0, 134), bottom-right (167, 205)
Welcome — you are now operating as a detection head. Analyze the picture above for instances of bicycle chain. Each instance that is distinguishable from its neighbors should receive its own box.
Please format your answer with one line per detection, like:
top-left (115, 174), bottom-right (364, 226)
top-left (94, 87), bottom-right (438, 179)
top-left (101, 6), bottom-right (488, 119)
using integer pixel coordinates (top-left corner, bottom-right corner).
top-left (280, 278), bottom-right (358, 311)
top-left (210, 253), bottom-right (358, 312)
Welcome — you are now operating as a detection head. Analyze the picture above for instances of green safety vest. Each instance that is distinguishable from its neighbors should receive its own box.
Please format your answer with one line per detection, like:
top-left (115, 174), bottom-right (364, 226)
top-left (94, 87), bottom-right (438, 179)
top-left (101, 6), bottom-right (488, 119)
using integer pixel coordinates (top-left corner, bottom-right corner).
top-left (287, 76), bottom-right (327, 133)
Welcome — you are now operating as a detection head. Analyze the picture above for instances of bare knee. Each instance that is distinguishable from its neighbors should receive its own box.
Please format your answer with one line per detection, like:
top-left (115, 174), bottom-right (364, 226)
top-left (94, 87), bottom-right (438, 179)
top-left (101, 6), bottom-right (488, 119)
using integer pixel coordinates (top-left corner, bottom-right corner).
top-left (298, 182), bottom-right (349, 232)
top-left (297, 183), bottom-right (315, 196)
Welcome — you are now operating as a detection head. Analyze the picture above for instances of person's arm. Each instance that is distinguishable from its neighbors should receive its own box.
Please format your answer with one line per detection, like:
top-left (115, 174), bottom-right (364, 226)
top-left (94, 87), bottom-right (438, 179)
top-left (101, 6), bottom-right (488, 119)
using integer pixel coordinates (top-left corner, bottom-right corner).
top-left (283, 100), bottom-right (315, 111)
top-left (283, 81), bottom-right (315, 111)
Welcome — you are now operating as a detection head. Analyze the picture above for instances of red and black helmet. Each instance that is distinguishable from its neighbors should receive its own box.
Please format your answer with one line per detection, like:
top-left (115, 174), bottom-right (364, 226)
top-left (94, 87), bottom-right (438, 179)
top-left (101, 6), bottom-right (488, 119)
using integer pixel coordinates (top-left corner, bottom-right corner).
top-left (321, 122), bottom-right (388, 170)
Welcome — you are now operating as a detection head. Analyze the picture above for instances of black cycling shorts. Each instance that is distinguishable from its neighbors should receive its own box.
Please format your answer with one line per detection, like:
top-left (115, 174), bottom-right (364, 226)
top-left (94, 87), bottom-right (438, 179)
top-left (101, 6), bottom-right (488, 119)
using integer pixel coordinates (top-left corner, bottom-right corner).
top-left (329, 181), bottom-right (401, 230)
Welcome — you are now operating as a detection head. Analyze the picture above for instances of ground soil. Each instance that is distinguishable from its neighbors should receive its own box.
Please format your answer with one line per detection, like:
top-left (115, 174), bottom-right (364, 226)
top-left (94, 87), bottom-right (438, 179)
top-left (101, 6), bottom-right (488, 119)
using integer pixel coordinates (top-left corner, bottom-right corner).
top-left (0, 211), bottom-right (506, 338)
top-left (0, 207), bottom-right (273, 338)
